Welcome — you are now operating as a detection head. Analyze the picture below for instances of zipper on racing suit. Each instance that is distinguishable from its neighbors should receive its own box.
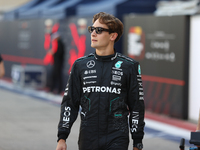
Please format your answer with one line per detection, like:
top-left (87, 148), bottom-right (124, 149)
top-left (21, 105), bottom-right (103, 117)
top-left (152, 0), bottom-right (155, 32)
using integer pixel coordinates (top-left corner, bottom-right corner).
top-left (98, 61), bottom-right (104, 149)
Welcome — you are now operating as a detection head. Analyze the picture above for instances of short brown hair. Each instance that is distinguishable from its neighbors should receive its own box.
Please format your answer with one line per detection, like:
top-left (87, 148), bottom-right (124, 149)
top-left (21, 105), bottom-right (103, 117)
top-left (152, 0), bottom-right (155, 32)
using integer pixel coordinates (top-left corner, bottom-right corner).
top-left (92, 12), bottom-right (123, 43)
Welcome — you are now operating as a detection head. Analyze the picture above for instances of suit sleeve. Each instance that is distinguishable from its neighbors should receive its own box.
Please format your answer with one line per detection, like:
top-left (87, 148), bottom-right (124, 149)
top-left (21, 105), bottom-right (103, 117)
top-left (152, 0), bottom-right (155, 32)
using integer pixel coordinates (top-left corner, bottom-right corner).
top-left (127, 62), bottom-right (145, 145)
top-left (57, 62), bottom-right (81, 141)
top-left (0, 54), bottom-right (2, 62)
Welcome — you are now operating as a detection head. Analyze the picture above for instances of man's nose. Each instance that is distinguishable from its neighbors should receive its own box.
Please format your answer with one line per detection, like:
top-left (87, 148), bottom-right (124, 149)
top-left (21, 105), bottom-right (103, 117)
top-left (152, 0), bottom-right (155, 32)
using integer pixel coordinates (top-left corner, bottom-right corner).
top-left (91, 30), bottom-right (97, 36)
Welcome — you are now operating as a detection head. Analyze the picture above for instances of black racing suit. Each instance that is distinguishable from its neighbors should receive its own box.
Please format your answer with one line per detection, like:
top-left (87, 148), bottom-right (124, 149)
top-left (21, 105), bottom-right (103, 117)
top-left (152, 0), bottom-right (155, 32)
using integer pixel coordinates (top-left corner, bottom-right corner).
top-left (57, 52), bottom-right (145, 150)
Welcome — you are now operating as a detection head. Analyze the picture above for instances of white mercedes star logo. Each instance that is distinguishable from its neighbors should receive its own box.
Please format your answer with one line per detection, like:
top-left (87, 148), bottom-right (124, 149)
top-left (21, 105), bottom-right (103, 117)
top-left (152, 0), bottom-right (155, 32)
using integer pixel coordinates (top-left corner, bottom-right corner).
top-left (86, 60), bottom-right (95, 68)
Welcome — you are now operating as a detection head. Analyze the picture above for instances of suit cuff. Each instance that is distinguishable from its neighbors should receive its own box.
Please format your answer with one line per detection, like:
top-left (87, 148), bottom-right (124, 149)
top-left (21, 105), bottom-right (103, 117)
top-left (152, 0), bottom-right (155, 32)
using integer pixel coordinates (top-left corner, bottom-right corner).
top-left (133, 138), bottom-right (142, 146)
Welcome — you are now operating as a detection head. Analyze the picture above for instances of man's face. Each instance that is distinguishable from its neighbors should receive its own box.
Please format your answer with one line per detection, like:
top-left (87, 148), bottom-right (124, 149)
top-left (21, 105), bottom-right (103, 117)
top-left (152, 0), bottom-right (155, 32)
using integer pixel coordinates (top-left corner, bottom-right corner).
top-left (90, 19), bottom-right (111, 50)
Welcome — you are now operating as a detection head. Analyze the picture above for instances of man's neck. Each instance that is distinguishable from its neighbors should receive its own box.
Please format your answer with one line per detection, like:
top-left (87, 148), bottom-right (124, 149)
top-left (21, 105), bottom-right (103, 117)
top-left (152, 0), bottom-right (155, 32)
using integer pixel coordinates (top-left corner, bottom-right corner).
top-left (95, 49), bottom-right (115, 56)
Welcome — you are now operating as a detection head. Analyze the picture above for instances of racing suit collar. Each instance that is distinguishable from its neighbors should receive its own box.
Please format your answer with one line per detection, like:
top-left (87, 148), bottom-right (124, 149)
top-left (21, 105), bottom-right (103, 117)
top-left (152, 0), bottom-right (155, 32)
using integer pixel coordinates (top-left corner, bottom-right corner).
top-left (94, 50), bottom-right (117, 61)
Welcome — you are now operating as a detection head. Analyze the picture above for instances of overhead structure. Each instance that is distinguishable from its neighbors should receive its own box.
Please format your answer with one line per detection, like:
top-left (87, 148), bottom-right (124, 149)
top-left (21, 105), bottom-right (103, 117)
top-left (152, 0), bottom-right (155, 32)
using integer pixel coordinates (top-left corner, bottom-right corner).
top-left (3, 0), bottom-right (161, 20)
top-left (3, 0), bottom-right (45, 20)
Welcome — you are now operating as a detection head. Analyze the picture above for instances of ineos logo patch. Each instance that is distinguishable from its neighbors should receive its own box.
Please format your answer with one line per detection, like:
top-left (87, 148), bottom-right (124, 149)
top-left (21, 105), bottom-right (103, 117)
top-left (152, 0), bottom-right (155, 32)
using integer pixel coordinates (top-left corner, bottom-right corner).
top-left (86, 60), bottom-right (95, 68)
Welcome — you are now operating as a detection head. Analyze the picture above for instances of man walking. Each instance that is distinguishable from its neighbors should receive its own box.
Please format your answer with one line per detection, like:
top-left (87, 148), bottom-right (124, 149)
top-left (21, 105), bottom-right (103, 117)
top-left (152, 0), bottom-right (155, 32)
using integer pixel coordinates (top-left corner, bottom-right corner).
top-left (56, 12), bottom-right (145, 150)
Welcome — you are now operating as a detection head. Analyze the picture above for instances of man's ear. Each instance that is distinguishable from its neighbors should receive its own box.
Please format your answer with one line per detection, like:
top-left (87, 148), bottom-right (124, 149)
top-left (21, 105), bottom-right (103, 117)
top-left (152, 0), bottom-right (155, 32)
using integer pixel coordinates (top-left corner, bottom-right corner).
top-left (110, 33), bottom-right (118, 42)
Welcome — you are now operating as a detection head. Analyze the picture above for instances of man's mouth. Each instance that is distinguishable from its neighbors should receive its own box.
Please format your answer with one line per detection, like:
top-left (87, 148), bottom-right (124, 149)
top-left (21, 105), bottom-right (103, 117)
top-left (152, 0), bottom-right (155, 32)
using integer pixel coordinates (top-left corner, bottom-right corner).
top-left (92, 39), bottom-right (97, 42)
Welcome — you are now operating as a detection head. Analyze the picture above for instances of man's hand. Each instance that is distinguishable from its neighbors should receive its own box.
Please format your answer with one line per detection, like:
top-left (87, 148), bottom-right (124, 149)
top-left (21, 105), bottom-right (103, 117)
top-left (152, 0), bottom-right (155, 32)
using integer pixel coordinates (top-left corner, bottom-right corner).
top-left (56, 139), bottom-right (67, 150)
top-left (133, 147), bottom-right (142, 150)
